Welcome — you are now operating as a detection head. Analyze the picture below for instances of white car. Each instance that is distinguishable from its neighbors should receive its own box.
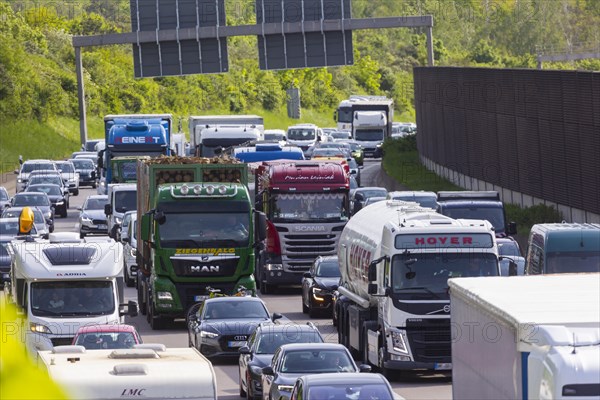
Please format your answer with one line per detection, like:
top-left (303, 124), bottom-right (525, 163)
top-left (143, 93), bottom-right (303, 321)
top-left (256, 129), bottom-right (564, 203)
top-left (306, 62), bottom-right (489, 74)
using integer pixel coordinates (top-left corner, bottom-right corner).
top-left (14, 159), bottom-right (58, 193)
top-left (120, 211), bottom-right (137, 287)
top-left (55, 160), bottom-right (80, 196)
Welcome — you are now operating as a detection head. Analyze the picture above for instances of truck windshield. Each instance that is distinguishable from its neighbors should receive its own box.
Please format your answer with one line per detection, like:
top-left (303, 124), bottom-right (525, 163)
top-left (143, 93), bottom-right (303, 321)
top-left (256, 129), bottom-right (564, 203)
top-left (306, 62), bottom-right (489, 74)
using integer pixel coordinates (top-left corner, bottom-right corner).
top-left (546, 252), bottom-right (600, 274)
top-left (114, 191), bottom-right (137, 213)
top-left (271, 193), bottom-right (349, 222)
top-left (287, 129), bottom-right (316, 141)
top-left (355, 129), bottom-right (384, 141)
top-left (391, 253), bottom-right (499, 298)
top-left (159, 212), bottom-right (250, 248)
top-left (200, 138), bottom-right (254, 157)
top-left (114, 161), bottom-right (137, 181)
top-left (30, 281), bottom-right (115, 317)
top-left (337, 107), bottom-right (353, 123)
top-left (440, 206), bottom-right (506, 234)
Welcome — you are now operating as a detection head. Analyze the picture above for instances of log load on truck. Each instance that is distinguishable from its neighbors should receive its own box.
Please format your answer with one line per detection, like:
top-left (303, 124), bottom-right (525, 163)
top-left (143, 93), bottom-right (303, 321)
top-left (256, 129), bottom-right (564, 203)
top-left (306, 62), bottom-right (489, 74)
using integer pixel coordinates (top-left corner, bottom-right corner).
top-left (254, 160), bottom-right (350, 294)
top-left (335, 200), bottom-right (500, 375)
top-left (136, 156), bottom-right (266, 330)
top-left (37, 344), bottom-right (218, 399)
top-left (449, 274), bottom-right (600, 400)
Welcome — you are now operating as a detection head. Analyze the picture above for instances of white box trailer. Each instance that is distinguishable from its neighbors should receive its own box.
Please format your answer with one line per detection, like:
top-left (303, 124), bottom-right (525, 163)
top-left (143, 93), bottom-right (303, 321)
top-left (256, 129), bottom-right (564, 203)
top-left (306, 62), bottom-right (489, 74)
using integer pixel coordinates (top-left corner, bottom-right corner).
top-left (37, 344), bottom-right (217, 399)
top-left (8, 235), bottom-right (136, 353)
top-left (449, 274), bottom-right (600, 400)
top-left (189, 115), bottom-right (264, 153)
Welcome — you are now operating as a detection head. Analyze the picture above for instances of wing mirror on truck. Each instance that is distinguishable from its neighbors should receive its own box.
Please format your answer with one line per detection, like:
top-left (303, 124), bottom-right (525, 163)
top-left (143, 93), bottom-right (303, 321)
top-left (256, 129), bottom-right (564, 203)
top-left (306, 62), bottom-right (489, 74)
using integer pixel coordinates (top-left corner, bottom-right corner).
top-left (368, 256), bottom-right (387, 282)
top-left (153, 211), bottom-right (166, 225)
top-left (507, 221), bottom-right (517, 235)
top-left (104, 204), bottom-right (112, 216)
top-left (120, 300), bottom-right (138, 318)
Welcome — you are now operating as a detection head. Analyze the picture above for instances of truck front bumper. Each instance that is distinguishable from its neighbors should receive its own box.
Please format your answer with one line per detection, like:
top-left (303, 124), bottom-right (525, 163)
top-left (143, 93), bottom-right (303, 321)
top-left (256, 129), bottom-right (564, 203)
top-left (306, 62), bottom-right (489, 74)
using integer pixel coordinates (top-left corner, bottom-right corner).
top-left (263, 269), bottom-right (304, 285)
top-left (384, 359), bottom-right (452, 371)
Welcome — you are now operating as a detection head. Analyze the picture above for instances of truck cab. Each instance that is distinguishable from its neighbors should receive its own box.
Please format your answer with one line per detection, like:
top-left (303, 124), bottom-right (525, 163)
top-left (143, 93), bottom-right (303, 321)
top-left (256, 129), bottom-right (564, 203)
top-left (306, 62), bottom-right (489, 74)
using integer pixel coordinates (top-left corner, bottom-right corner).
top-left (352, 111), bottom-right (387, 158)
top-left (286, 124), bottom-right (322, 153)
top-left (525, 223), bottom-right (600, 275)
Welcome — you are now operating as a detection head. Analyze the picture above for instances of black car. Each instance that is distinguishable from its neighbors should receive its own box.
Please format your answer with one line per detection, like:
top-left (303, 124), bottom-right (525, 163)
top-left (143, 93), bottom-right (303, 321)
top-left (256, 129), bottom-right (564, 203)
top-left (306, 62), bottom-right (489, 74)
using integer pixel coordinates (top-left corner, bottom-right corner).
top-left (70, 158), bottom-right (97, 188)
top-left (26, 184), bottom-right (69, 218)
top-left (261, 343), bottom-right (371, 400)
top-left (188, 297), bottom-right (282, 360)
top-left (301, 256), bottom-right (341, 317)
top-left (290, 372), bottom-right (395, 400)
top-left (10, 192), bottom-right (54, 229)
top-left (238, 322), bottom-right (324, 400)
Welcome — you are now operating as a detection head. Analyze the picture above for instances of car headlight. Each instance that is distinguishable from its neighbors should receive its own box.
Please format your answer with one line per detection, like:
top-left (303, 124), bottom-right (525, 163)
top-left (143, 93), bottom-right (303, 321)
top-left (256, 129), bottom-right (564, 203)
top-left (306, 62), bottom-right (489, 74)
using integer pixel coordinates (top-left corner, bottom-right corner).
top-left (312, 287), bottom-right (329, 301)
top-left (17, 179), bottom-right (23, 183)
top-left (55, 201), bottom-right (64, 206)
top-left (45, 212), bottom-right (52, 219)
top-left (277, 385), bottom-right (294, 392)
top-left (68, 178), bottom-right (76, 182)
top-left (156, 291), bottom-right (173, 301)
top-left (81, 216), bottom-right (92, 222)
top-left (115, 217), bottom-right (122, 224)
top-left (30, 323), bottom-right (52, 334)
top-left (390, 330), bottom-right (408, 354)
top-left (129, 248), bottom-right (136, 257)
top-left (200, 330), bottom-right (219, 339)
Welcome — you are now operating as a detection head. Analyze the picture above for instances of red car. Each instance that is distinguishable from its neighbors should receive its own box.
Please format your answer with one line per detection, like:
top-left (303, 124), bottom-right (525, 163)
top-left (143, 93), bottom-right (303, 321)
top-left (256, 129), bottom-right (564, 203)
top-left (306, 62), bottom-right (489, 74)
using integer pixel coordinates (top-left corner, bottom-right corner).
top-left (72, 324), bottom-right (143, 350)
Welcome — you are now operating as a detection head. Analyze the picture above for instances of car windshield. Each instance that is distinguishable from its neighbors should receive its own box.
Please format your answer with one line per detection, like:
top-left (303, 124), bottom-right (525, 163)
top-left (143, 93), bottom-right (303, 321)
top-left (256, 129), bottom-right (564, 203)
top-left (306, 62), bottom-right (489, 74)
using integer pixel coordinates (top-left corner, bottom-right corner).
top-left (0, 189), bottom-right (8, 201)
top-left (264, 133), bottom-right (284, 141)
top-left (203, 301), bottom-right (268, 320)
top-left (13, 194), bottom-right (49, 207)
top-left (498, 241), bottom-right (521, 257)
top-left (316, 261), bottom-right (341, 277)
top-left (281, 350), bottom-right (356, 373)
top-left (22, 163), bottom-right (54, 173)
top-left (308, 383), bottom-right (393, 400)
top-left (71, 159), bottom-right (94, 169)
top-left (546, 252), bottom-right (600, 274)
top-left (29, 176), bottom-right (62, 187)
top-left (271, 193), bottom-right (349, 223)
top-left (30, 281), bottom-right (115, 317)
top-left (2, 209), bottom-right (44, 224)
top-left (85, 198), bottom-right (109, 210)
top-left (74, 331), bottom-right (137, 350)
top-left (288, 128), bottom-right (316, 141)
top-left (114, 191), bottom-right (136, 213)
top-left (355, 129), bottom-right (384, 141)
top-left (255, 330), bottom-right (323, 354)
top-left (57, 163), bottom-right (74, 173)
top-left (28, 185), bottom-right (62, 196)
top-left (441, 206), bottom-right (506, 233)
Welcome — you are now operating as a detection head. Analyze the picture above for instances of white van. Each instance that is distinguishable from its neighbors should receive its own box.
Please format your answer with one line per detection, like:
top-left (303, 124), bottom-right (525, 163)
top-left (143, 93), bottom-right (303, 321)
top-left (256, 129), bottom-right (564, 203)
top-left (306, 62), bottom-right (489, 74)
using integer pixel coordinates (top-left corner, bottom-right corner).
top-left (105, 183), bottom-right (137, 239)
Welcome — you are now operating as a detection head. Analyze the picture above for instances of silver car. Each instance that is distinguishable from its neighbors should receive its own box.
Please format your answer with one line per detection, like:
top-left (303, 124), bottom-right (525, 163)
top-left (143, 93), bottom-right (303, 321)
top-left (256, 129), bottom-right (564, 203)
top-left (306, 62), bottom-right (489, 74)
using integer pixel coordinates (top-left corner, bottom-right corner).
top-left (78, 195), bottom-right (109, 238)
top-left (2, 206), bottom-right (50, 238)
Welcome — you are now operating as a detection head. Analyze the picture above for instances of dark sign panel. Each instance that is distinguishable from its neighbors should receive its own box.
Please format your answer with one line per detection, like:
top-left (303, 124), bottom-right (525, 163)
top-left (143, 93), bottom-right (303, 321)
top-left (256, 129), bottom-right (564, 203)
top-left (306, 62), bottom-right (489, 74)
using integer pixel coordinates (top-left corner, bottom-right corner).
top-left (256, 0), bottom-right (353, 70)
top-left (130, 0), bottom-right (228, 77)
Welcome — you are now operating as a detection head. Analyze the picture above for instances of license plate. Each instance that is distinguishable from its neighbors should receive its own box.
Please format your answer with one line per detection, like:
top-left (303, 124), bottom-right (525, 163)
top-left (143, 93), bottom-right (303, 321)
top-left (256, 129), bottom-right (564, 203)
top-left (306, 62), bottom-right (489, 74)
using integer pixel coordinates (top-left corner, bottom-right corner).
top-left (434, 363), bottom-right (452, 370)
top-left (228, 341), bottom-right (246, 348)
top-left (194, 295), bottom-right (209, 302)
top-left (97, 224), bottom-right (107, 229)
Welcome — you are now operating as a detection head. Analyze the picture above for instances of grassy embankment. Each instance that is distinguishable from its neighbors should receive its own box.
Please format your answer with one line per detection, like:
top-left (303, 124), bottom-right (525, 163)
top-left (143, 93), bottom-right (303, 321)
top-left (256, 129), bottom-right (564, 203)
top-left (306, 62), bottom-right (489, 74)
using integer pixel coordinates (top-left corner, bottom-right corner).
top-left (381, 137), bottom-right (562, 239)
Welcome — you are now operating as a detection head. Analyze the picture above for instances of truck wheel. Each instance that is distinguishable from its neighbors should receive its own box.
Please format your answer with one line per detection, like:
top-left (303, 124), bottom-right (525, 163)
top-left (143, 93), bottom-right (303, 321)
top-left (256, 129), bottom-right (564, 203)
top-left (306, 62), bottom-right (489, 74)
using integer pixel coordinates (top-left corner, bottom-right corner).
top-left (137, 278), bottom-right (147, 315)
top-left (80, 232), bottom-right (85, 239)
top-left (74, 189), bottom-right (79, 196)
top-left (61, 209), bottom-right (68, 218)
top-left (378, 338), bottom-right (392, 379)
top-left (124, 263), bottom-right (134, 288)
top-left (148, 301), bottom-right (164, 330)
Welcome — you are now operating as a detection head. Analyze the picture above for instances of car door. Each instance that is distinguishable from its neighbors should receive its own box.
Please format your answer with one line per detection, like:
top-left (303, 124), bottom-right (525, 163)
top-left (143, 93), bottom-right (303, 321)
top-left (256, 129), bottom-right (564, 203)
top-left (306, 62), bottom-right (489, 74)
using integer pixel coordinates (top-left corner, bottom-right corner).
top-left (239, 329), bottom-right (257, 389)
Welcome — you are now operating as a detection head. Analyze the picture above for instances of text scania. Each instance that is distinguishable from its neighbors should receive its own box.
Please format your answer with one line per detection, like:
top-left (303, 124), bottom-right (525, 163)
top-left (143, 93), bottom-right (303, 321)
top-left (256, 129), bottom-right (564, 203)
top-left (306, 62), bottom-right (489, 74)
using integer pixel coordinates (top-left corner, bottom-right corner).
top-left (293, 226), bottom-right (326, 232)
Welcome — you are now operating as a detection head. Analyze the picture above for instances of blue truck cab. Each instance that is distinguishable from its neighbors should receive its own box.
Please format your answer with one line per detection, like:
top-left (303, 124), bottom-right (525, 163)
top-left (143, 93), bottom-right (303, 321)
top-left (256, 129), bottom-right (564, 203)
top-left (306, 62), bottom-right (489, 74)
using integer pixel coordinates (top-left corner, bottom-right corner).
top-left (437, 191), bottom-right (517, 238)
top-left (100, 114), bottom-right (172, 192)
top-left (233, 143), bottom-right (305, 163)
top-left (525, 223), bottom-right (600, 275)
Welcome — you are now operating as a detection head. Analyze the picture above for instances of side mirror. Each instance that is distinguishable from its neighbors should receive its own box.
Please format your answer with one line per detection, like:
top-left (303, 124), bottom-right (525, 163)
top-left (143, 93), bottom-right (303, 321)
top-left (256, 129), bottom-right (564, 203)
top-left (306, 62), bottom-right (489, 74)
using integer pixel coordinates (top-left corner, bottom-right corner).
top-left (507, 221), bottom-right (517, 235)
top-left (271, 313), bottom-right (283, 322)
top-left (140, 214), bottom-right (151, 242)
top-left (367, 283), bottom-right (378, 294)
top-left (104, 204), bottom-right (112, 216)
top-left (154, 211), bottom-right (166, 225)
top-left (262, 366), bottom-right (274, 376)
top-left (367, 263), bottom-right (377, 282)
top-left (508, 260), bottom-right (518, 276)
top-left (128, 300), bottom-right (138, 317)
top-left (256, 211), bottom-right (267, 241)
top-left (239, 346), bottom-right (251, 355)
top-left (303, 272), bottom-right (312, 278)
top-left (358, 364), bottom-right (372, 373)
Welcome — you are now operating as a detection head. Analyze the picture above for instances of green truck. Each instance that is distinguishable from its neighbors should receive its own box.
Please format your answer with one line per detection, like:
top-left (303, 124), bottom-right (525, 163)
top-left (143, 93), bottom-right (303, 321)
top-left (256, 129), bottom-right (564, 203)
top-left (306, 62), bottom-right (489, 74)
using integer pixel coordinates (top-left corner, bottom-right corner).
top-left (136, 156), bottom-right (266, 329)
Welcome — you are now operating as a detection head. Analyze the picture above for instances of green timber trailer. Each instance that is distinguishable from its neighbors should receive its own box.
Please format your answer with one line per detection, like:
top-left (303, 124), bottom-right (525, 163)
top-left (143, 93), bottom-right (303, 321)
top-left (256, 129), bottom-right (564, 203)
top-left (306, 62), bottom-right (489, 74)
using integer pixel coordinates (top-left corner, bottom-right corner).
top-left (136, 156), bottom-right (266, 329)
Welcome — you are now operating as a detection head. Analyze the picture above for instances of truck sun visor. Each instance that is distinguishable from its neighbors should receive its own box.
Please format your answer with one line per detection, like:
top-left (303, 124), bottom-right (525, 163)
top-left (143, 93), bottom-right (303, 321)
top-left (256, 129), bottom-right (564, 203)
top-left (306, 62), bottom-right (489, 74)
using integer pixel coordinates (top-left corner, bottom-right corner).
top-left (43, 247), bottom-right (97, 265)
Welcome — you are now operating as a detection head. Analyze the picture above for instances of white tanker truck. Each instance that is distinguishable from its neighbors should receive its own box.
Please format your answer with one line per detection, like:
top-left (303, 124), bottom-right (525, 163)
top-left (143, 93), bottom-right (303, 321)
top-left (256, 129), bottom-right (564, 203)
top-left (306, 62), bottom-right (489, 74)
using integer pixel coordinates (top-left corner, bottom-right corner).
top-left (335, 200), bottom-right (500, 374)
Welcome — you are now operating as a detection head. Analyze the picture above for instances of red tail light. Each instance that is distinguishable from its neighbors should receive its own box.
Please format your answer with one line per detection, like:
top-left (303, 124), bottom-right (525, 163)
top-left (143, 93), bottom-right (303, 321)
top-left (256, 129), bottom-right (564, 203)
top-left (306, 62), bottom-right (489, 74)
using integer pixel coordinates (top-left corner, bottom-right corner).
top-left (266, 220), bottom-right (282, 255)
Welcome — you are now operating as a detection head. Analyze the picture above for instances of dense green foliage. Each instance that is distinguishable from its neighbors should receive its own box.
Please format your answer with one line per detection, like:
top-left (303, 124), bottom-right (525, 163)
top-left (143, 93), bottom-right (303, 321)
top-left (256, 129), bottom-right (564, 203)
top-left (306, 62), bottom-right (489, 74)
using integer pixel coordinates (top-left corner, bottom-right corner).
top-left (0, 0), bottom-right (598, 168)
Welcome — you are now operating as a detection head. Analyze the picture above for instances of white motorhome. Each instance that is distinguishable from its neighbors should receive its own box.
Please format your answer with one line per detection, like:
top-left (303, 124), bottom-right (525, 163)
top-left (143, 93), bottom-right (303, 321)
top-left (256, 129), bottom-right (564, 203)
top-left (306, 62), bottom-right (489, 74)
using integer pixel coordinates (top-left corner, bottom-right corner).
top-left (352, 111), bottom-right (387, 158)
top-left (105, 183), bottom-right (137, 239)
top-left (335, 200), bottom-right (500, 374)
top-left (37, 344), bottom-right (218, 399)
top-left (188, 115), bottom-right (264, 156)
top-left (450, 274), bottom-right (600, 400)
top-left (7, 233), bottom-right (137, 353)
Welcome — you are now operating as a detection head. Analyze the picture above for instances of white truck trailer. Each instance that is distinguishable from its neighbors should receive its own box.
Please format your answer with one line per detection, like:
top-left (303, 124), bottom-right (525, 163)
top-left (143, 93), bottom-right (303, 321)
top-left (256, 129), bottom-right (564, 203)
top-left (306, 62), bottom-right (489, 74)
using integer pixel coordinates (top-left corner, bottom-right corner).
top-left (449, 274), bottom-right (600, 400)
top-left (188, 115), bottom-right (264, 156)
top-left (8, 233), bottom-right (137, 353)
top-left (335, 200), bottom-right (500, 374)
top-left (37, 344), bottom-right (218, 399)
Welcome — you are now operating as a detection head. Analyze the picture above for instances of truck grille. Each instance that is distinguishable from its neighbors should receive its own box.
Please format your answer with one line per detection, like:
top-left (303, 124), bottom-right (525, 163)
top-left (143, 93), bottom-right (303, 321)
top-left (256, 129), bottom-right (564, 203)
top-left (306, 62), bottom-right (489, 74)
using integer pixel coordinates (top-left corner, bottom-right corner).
top-left (171, 257), bottom-right (239, 278)
top-left (281, 231), bottom-right (341, 272)
top-left (405, 319), bottom-right (452, 363)
top-left (51, 337), bottom-right (74, 347)
top-left (92, 219), bottom-right (106, 225)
